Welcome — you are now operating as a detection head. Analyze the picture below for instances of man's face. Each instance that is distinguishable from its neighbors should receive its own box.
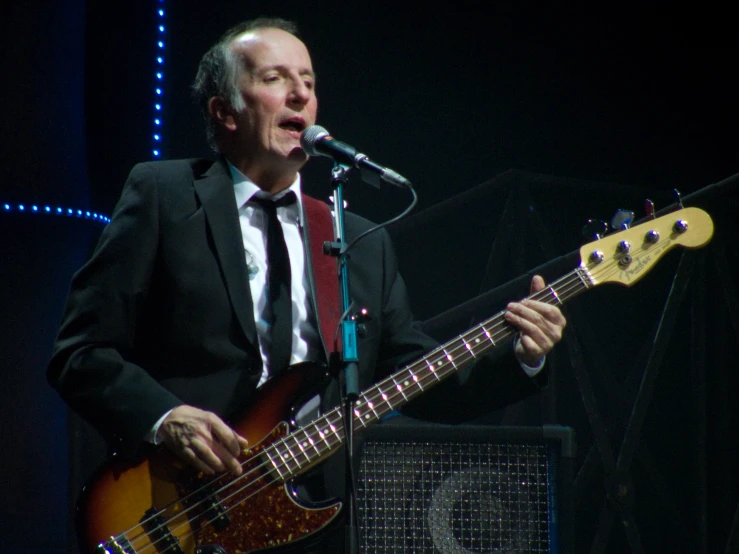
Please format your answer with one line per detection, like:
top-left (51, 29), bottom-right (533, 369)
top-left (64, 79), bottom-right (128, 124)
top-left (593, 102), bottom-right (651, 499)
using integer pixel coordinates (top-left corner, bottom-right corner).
top-left (226, 28), bottom-right (318, 179)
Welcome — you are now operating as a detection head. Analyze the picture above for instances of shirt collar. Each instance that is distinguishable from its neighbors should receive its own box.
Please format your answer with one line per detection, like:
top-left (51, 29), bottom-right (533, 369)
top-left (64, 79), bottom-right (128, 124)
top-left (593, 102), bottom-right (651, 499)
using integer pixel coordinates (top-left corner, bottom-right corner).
top-left (227, 160), bottom-right (304, 218)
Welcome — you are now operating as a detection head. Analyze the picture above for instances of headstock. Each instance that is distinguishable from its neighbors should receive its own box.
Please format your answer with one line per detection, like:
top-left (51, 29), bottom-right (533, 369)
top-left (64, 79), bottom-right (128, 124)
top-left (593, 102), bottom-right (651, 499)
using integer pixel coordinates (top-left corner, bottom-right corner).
top-left (579, 207), bottom-right (714, 287)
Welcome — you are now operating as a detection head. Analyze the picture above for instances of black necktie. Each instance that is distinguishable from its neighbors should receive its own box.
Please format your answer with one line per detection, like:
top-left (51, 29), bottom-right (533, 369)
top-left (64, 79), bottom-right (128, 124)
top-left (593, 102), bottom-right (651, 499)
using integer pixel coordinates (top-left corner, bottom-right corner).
top-left (251, 191), bottom-right (296, 376)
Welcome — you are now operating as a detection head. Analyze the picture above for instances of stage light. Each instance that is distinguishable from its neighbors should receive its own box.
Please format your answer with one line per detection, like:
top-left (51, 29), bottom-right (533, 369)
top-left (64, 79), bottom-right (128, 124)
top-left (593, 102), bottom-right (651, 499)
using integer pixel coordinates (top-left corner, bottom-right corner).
top-left (0, 203), bottom-right (109, 224)
top-left (152, 1), bottom-right (167, 160)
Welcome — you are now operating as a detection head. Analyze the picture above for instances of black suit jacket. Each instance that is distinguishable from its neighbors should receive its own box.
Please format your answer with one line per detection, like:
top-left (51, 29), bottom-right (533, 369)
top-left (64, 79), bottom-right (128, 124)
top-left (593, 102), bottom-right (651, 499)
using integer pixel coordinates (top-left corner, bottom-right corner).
top-left (48, 158), bottom-right (542, 458)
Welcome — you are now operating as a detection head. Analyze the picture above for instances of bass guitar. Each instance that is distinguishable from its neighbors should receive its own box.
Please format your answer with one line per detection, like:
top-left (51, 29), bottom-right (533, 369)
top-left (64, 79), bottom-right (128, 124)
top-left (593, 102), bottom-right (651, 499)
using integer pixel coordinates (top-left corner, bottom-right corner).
top-left (79, 206), bottom-right (714, 554)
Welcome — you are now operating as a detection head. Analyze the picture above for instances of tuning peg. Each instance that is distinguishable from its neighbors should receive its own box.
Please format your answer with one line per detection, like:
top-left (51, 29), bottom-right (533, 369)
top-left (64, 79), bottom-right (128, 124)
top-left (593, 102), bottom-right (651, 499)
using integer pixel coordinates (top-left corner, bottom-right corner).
top-left (610, 209), bottom-right (635, 231)
top-left (645, 199), bottom-right (655, 220)
top-left (582, 219), bottom-right (608, 241)
top-left (674, 189), bottom-right (684, 209)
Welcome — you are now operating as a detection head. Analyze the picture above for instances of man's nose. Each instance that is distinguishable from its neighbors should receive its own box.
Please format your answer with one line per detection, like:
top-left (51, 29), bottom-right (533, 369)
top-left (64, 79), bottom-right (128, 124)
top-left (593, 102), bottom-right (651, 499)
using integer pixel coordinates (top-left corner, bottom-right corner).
top-left (288, 80), bottom-right (311, 105)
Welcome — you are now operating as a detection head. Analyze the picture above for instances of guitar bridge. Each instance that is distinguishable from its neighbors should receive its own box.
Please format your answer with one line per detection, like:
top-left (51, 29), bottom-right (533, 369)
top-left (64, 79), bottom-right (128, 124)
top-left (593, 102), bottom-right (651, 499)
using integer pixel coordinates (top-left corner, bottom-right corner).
top-left (96, 535), bottom-right (136, 554)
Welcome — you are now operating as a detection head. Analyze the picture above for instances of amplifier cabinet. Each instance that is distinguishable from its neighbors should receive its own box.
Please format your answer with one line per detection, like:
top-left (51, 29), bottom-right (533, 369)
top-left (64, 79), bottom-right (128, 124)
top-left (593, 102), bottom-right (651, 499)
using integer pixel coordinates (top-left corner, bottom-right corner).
top-left (356, 423), bottom-right (575, 553)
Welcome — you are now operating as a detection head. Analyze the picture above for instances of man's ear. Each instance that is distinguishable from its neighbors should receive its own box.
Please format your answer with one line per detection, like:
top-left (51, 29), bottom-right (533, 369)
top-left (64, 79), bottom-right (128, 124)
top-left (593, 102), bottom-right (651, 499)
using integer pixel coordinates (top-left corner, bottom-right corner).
top-left (208, 96), bottom-right (237, 132)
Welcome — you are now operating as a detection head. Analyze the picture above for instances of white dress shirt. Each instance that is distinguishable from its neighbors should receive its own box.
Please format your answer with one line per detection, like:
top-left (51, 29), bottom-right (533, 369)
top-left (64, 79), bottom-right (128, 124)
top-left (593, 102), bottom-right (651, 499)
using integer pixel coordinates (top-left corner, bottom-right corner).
top-left (229, 163), bottom-right (322, 386)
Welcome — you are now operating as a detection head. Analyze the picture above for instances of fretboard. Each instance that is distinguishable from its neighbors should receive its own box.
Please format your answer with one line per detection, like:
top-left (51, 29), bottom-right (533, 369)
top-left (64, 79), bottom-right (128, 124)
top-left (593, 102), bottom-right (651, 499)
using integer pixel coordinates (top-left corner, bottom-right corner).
top-left (262, 266), bottom-right (595, 480)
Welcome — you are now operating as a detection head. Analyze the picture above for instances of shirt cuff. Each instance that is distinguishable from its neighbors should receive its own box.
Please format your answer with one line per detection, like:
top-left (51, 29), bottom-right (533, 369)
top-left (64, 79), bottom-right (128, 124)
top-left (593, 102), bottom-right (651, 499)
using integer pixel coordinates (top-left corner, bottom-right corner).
top-left (519, 355), bottom-right (545, 377)
top-left (144, 408), bottom-right (174, 445)
top-left (514, 336), bottom-right (546, 377)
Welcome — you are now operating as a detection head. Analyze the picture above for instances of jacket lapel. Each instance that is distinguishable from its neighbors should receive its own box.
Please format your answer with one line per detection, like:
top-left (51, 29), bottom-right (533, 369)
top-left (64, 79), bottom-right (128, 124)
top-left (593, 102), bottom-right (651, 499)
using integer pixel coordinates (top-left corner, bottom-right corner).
top-left (193, 159), bottom-right (257, 347)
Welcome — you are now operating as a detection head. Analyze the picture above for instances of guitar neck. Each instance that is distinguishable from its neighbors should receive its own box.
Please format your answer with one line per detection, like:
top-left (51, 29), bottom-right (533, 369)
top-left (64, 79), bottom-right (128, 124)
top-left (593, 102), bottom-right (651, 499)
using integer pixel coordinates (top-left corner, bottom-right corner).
top-left (261, 266), bottom-right (594, 481)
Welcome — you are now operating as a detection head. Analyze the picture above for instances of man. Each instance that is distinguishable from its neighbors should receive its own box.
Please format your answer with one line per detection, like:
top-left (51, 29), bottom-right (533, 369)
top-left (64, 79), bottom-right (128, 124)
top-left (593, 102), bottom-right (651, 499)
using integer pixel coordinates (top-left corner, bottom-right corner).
top-left (49, 17), bottom-right (566, 552)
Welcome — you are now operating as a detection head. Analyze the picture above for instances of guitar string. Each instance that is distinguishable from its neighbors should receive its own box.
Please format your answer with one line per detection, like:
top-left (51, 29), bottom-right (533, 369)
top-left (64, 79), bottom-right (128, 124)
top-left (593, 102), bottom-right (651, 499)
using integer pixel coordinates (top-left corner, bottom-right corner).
top-left (106, 217), bottom-right (687, 552)
top-left (122, 423), bottom-right (341, 554)
top-left (297, 242), bottom-right (682, 443)
top-left (149, 234), bottom-right (687, 547)
top-left (355, 270), bottom-right (590, 419)
top-left (131, 270), bottom-right (593, 553)
top-left (122, 394), bottom-right (366, 554)
top-left (117, 269), bottom-right (592, 554)
top-left (120, 465), bottom-right (272, 554)
top-left (250, 271), bottom-right (591, 479)
top-left (118, 263), bottom-right (622, 553)
top-left (158, 263), bottom-right (634, 553)
top-left (123, 411), bottom-right (351, 554)
top-left (123, 402), bottom-right (357, 553)
top-left (115, 270), bottom-right (583, 554)
top-left (142, 410), bottom-right (352, 554)
top-left (356, 250), bottom-right (673, 425)
top-left (362, 266), bottom-right (608, 419)
top-left (114, 212), bottom-right (692, 544)
top-left (120, 215), bottom-right (689, 545)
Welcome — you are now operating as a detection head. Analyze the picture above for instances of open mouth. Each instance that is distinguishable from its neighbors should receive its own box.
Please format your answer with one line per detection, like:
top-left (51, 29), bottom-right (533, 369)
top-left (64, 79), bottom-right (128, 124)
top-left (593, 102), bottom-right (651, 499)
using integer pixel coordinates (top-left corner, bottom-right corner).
top-left (278, 119), bottom-right (306, 133)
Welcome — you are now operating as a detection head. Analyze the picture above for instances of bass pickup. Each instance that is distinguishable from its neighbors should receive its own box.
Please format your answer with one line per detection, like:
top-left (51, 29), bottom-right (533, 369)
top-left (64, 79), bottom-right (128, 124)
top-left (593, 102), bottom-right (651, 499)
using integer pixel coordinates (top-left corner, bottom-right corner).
top-left (140, 507), bottom-right (184, 554)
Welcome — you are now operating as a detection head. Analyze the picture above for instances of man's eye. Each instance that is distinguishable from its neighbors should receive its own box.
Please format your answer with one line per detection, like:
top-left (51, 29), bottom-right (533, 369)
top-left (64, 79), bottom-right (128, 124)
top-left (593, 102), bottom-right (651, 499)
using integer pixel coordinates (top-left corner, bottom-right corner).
top-left (264, 75), bottom-right (280, 83)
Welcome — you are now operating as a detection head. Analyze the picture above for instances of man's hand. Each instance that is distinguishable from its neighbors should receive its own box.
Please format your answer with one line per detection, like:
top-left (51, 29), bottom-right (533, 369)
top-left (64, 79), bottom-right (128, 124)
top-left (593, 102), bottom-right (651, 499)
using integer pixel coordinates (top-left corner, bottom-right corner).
top-left (157, 405), bottom-right (249, 476)
top-left (505, 275), bottom-right (567, 367)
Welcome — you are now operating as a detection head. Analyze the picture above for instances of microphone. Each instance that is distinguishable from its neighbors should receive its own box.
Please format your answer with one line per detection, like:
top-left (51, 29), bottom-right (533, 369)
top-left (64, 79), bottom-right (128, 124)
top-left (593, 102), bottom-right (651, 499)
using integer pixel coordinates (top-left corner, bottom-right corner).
top-left (300, 125), bottom-right (412, 189)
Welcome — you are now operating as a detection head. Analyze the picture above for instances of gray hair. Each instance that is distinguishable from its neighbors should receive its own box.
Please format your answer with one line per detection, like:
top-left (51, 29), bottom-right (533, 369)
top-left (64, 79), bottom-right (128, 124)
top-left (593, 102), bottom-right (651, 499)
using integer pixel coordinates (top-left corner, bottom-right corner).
top-left (192, 17), bottom-right (300, 151)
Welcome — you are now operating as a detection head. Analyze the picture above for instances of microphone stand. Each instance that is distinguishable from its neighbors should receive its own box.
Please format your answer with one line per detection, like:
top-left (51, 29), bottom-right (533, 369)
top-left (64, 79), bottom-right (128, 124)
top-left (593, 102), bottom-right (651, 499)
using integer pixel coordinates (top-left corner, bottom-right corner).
top-left (324, 162), bottom-right (361, 554)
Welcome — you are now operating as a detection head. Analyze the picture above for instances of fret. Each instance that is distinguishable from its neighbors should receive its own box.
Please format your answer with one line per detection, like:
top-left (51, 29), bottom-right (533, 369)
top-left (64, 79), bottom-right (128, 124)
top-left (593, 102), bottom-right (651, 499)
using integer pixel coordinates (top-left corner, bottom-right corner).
top-left (305, 428), bottom-right (321, 456)
top-left (327, 419), bottom-right (343, 444)
top-left (319, 417), bottom-right (341, 449)
top-left (363, 389), bottom-right (382, 414)
top-left (277, 438), bottom-right (301, 473)
top-left (328, 420), bottom-right (340, 438)
top-left (376, 395), bottom-right (392, 418)
top-left (548, 286), bottom-right (562, 305)
top-left (443, 348), bottom-right (458, 369)
top-left (317, 425), bottom-right (331, 449)
top-left (411, 372), bottom-right (424, 392)
top-left (352, 405), bottom-right (369, 428)
top-left (380, 390), bottom-right (395, 410)
top-left (407, 372), bottom-right (423, 396)
top-left (460, 345), bottom-right (476, 366)
top-left (293, 435), bottom-right (308, 462)
top-left (461, 337), bottom-right (476, 358)
top-left (364, 397), bottom-right (381, 420)
top-left (282, 436), bottom-right (303, 469)
top-left (392, 376), bottom-right (409, 402)
top-left (481, 323), bottom-right (497, 347)
top-left (264, 448), bottom-right (286, 479)
top-left (426, 359), bottom-right (441, 381)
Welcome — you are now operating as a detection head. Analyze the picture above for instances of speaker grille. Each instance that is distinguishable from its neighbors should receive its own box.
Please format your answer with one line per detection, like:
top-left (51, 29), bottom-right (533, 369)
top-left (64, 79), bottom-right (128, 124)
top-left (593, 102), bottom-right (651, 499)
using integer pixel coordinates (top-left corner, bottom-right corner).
top-left (357, 425), bottom-right (570, 553)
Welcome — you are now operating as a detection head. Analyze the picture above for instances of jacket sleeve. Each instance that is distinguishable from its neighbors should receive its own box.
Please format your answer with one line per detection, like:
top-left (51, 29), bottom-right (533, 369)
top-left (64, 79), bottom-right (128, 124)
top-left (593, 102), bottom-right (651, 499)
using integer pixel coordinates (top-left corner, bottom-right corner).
top-left (47, 163), bottom-right (182, 457)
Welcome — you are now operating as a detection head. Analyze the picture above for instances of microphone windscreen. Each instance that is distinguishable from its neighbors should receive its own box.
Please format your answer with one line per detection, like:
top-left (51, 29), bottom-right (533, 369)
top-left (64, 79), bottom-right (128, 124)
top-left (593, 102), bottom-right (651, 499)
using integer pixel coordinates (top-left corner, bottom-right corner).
top-left (300, 125), bottom-right (330, 156)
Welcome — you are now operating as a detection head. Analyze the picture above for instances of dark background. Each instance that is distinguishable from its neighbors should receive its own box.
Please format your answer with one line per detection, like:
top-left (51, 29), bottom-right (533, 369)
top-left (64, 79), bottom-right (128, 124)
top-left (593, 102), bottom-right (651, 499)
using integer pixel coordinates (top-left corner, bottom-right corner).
top-left (1, 1), bottom-right (737, 553)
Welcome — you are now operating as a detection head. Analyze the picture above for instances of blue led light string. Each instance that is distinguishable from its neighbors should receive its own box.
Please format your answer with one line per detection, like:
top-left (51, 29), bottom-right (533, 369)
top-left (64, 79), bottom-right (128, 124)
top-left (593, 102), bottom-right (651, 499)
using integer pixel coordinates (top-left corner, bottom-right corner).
top-left (2, 3), bottom-right (169, 224)
top-left (2, 203), bottom-right (111, 224)
top-left (152, 1), bottom-right (166, 159)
